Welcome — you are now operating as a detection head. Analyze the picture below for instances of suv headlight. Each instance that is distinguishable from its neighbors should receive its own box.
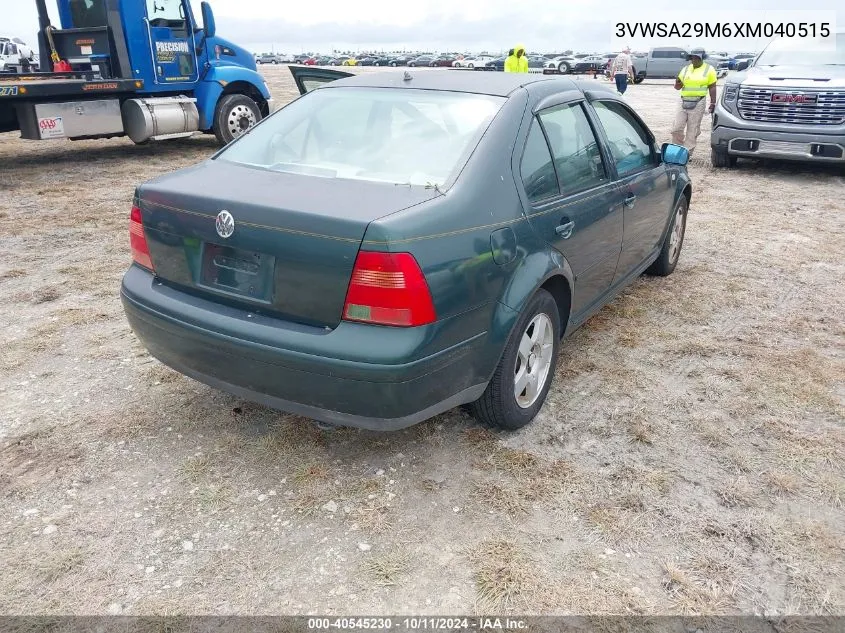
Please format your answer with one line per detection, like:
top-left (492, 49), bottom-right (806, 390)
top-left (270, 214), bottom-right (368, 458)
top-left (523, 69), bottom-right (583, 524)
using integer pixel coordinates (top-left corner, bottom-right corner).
top-left (723, 82), bottom-right (738, 103)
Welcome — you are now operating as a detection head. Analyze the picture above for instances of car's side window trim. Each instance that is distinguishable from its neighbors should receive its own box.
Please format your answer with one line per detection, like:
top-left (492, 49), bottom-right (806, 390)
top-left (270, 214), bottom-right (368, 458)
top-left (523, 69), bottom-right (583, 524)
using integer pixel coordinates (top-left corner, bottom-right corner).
top-left (519, 115), bottom-right (561, 205)
top-left (589, 99), bottom-right (660, 179)
top-left (537, 100), bottom-right (612, 198)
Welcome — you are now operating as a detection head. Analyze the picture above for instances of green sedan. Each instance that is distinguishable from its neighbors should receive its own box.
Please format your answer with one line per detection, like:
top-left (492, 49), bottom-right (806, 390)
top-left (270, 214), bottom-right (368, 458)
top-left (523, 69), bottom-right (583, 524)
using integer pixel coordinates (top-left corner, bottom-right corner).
top-left (121, 66), bottom-right (692, 431)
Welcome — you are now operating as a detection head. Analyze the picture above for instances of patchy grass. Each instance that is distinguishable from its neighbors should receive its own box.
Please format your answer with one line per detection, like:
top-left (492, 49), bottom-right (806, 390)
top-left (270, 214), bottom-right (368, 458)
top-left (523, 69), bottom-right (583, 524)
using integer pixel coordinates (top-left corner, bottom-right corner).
top-left (361, 548), bottom-right (412, 587)
top-left (468, 540), bottom-right (536, 613)
top-left (181, 455), bottom-right (211, 483)
top-left (715, 478), bottom-right (757, 508)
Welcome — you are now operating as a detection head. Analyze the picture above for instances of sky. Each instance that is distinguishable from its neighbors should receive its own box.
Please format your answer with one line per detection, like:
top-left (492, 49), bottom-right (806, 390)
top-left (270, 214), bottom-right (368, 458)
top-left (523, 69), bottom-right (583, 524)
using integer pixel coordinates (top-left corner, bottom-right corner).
top-left (3, 0), bottom-right (841, 56)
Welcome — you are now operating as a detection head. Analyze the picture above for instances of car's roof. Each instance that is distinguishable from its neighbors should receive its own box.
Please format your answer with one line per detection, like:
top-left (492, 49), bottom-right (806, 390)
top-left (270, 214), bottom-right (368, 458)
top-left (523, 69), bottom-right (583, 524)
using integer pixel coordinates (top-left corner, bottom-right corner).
top-left (318, 70), bottom-right (585, 97)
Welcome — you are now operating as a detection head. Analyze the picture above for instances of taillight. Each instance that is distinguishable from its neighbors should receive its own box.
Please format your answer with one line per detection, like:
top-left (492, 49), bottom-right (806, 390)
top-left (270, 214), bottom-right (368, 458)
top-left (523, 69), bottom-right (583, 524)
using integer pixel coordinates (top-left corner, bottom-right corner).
top-left (343, 251), bottom-right (436, 327)
top-left (129, 205), bottom-right (154, 271)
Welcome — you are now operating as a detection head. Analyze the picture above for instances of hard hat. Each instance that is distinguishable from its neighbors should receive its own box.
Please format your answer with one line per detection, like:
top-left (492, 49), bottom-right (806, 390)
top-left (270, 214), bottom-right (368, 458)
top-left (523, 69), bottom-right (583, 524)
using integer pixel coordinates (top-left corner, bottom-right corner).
top-left (689, 47), bottom-right (706, 59)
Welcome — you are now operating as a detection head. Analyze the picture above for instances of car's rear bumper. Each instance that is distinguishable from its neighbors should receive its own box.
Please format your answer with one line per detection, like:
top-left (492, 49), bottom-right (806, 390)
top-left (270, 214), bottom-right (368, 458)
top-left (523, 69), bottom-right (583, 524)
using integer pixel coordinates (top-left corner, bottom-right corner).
top-left (712, 123), bottom-right (845, 163)
top-left (120, 265), bottom-right (488, 431)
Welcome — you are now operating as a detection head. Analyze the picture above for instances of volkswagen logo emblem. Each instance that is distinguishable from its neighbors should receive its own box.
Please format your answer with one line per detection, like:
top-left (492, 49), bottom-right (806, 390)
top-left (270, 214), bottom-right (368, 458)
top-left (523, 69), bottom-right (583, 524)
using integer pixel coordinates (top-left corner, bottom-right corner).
top-left (215, 210), bottom-right (235, 239)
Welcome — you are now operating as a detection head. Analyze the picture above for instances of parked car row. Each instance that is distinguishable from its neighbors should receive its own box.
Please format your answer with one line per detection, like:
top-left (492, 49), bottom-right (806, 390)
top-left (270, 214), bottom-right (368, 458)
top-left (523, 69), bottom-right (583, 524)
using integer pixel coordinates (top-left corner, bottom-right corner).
top-left (255, 48), bottom-right (754, 77)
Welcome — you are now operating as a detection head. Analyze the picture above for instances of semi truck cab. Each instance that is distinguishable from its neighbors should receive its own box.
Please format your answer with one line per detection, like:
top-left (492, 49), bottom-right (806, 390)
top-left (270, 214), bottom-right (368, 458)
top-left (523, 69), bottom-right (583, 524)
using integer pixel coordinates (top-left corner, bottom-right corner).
top-left (0, 0), bottom-right (271, 145)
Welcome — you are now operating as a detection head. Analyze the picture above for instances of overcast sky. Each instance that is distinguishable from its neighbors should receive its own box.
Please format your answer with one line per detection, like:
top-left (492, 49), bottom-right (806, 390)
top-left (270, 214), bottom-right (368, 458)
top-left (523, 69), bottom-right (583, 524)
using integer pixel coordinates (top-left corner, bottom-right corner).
top-left (4, 0), bottom-right (841, 54)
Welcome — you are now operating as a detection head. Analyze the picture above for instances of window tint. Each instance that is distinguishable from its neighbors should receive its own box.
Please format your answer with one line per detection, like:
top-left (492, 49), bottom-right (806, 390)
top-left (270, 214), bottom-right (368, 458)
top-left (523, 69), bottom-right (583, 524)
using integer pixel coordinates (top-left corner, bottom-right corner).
top-left (538, 103), bottom-right (606, 194)
top-left (592, 101), bottom-right (657, 176)
top-left (520, 119), bottom-right (559, 202)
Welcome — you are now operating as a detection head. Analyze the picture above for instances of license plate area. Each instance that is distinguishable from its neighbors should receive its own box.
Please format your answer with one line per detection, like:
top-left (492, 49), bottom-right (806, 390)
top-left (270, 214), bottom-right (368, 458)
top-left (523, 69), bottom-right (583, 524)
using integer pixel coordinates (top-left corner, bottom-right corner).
top-left (199, 242), bottom-right (275, 303)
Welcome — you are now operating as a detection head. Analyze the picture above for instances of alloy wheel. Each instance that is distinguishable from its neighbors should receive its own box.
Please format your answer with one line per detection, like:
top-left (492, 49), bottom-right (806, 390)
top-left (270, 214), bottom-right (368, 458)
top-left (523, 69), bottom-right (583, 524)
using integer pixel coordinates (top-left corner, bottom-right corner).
top-left (514, 313), bottom-right (554, 408)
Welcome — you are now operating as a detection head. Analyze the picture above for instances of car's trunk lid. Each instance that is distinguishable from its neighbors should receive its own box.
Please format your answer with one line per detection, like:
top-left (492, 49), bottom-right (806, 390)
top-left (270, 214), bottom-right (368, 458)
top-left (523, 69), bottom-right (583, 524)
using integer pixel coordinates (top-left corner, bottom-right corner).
top-left (137, 160), bottom-right (438, 328)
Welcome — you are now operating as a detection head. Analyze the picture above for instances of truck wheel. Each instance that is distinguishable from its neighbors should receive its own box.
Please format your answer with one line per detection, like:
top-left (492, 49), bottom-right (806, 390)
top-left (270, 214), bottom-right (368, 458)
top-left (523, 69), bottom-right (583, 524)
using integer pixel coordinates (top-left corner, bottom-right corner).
top-left (213, 94), bottom-right (262, 145)
top-left (711, 146), bottom-right (737, 168)
top-left (633, 74), bottom-right (644, 84)
top-left (469, 289), bottom-right (560, 431)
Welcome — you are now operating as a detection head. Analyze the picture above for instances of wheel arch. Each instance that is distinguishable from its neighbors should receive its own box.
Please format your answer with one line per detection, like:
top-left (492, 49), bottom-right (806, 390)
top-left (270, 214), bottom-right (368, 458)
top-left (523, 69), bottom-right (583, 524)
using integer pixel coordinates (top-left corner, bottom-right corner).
top-left (480, 248), bottom-right (574, 384)
top-left (220, 80), bottom-right (270, 118)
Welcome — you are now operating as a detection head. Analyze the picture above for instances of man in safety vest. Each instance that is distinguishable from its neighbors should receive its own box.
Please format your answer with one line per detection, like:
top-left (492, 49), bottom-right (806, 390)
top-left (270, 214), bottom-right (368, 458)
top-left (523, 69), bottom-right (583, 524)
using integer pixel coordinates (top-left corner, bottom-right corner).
top-left (671, 47), bottom-right (718, 155)
top-left (504, 45), bottom-right (528, 73)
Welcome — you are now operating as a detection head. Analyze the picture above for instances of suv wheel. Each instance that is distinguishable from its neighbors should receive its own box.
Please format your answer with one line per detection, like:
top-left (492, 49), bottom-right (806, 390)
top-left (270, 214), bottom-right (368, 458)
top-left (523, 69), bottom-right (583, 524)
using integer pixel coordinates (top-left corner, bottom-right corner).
top-left (646, 195), bottom-right (688, 277)
top-left (470, 290), bottom-right (560, 430)
top-left (711, 146), bottom-right (737, 168)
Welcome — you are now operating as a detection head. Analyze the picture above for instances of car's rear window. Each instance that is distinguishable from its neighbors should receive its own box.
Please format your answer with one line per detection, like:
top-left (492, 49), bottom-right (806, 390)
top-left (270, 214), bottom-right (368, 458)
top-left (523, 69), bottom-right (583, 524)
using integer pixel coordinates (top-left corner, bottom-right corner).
top-left (217, 86), bottom-right (506, 188)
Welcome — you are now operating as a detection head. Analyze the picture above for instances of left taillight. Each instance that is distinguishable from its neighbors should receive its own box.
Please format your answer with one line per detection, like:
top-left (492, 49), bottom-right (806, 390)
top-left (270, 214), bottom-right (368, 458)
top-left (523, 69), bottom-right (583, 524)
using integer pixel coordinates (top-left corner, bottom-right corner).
top-left (343, 251), bottom-right (436, 327)
top-left (129, 205), bottom-right (154, 272)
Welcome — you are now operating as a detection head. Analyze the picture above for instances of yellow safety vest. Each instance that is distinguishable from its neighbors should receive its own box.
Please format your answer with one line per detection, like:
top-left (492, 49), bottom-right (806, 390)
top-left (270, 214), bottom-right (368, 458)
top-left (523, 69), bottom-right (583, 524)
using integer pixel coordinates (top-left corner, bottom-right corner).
top-left (679, 63), bottom-right (715, 98)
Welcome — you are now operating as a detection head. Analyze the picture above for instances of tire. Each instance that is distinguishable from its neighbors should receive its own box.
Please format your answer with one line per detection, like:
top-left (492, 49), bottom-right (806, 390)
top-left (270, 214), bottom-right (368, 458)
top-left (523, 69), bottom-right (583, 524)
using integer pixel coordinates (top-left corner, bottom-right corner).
top-left (558, 62), bottom-right (570, 73)
top-left (468, 63), bottom-right (474, 68)
top-left (645, 195), bottom-right (688, 277)
top-left (470, 289), bottom-right (561, 430)
top-left (213, 93), bottom-right (262, 146)
top-left (711, 146), bottom-right (737, 168)
top-left (633, 74), bottom-right (644, 84)
top-left (390, 62), bottom-right (397, 66)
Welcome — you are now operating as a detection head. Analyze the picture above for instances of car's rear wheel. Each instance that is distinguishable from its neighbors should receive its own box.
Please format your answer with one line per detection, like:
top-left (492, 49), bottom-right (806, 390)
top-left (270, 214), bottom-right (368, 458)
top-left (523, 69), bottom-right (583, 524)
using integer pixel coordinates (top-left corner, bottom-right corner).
top-left (558, 61), bottom-right (570, 73)
top-left (711, 146), bottom-right (737, 168)
top-left (646, 195), bottom-right (688, 277)
top-left (470, 290), bottom-right (560, 430)
top-left (213, 93), bottom-right (262, 146)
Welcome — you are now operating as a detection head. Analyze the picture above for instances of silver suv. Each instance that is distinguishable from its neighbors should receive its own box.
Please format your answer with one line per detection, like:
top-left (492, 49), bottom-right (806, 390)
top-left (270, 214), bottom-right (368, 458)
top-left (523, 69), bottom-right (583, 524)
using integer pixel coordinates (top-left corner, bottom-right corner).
top-left (711, 33), bottom-right (845, 168)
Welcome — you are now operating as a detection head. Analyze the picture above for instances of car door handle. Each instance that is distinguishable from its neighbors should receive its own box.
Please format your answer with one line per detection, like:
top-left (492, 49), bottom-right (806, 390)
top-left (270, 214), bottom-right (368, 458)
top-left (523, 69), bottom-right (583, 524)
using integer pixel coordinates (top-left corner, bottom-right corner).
top-left (555, 221), bottom-right (575, 239)
top-left (624, 194), bottom-right (637, 208)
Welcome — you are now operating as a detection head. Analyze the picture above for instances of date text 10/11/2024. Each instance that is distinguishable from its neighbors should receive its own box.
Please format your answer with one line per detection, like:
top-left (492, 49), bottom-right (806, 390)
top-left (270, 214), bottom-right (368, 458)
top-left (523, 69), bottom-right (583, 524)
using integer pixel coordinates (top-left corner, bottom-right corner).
top-left (307, 617), bottom-right (529, 630)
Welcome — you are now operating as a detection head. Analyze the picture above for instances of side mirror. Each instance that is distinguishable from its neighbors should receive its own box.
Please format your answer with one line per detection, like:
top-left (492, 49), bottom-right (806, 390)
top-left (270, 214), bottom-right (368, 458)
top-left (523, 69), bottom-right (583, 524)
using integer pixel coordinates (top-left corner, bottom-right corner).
top-left (201, 1), bottom-right (216, 38)
top-left (661, 142), bottom-right (689, 166)
top-left (736, 60), bottom-right (749, 71)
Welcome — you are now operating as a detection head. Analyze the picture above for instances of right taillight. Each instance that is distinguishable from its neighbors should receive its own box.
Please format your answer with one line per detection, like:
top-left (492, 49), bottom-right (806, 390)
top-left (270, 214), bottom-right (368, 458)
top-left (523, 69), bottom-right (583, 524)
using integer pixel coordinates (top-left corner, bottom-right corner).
top-left (129, 205), bottom-right (154, 271)
top-left (343, 251), bottom-right (436, 327)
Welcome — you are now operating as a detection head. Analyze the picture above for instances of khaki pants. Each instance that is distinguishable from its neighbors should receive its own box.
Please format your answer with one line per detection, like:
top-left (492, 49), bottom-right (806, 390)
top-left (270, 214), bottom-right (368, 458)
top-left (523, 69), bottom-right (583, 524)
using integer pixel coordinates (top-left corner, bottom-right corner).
top-left (671, 98), bottom-right (706, 155)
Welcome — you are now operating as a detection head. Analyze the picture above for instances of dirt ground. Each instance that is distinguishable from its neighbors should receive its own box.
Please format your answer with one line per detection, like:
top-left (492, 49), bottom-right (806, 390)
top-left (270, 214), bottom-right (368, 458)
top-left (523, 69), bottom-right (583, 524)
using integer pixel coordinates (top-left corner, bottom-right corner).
top-left (1, 66), bottom-right (843, 617)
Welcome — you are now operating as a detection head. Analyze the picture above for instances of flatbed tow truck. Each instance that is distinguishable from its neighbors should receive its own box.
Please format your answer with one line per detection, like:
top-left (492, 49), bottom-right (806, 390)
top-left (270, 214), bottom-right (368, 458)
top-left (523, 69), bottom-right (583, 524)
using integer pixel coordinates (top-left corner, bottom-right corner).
top-left (0, 0), bottom-right (271, 145)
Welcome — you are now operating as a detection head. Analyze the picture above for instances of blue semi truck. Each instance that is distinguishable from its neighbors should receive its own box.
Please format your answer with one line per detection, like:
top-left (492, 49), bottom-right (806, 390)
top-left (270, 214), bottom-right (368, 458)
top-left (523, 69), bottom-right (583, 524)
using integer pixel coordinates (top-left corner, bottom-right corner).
top-left (0, 0), bottom-right (271, 145)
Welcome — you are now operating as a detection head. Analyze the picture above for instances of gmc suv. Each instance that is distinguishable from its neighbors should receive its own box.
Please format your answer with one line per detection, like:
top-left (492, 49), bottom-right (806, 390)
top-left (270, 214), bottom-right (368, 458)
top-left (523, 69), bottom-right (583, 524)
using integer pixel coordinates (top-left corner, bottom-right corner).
top-left (711, 33), bottom-right (845, 168)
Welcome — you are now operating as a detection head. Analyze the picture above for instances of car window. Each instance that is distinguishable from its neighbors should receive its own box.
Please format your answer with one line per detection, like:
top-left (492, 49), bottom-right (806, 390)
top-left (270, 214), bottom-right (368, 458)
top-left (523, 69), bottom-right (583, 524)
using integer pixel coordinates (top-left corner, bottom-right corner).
top-left (220, 87), bottom-right (505, 188)
top-left (520, 119), bottom-right (559, 203)
top-left (591, 101), bottom-right (657, 177)
top-left (538, 103), bottom-right (607, 194)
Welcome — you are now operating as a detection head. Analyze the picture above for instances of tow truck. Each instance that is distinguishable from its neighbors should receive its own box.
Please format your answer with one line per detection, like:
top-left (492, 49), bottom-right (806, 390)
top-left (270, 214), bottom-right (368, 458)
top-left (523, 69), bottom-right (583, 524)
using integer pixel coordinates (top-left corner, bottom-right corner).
top-left (0, 0), bottom-right (271, 145)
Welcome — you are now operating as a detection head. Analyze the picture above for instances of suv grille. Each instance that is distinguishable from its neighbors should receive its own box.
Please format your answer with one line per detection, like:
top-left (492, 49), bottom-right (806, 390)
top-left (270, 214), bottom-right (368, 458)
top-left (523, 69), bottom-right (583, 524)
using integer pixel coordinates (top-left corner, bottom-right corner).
top-left (738, 87), bottom-right (845, 125)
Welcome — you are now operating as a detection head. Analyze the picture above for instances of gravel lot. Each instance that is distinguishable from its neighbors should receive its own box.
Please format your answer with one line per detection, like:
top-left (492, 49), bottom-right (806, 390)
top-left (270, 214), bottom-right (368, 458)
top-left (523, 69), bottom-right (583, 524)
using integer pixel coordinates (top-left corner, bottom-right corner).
top-left (1, 66), bottom-right (843, 616)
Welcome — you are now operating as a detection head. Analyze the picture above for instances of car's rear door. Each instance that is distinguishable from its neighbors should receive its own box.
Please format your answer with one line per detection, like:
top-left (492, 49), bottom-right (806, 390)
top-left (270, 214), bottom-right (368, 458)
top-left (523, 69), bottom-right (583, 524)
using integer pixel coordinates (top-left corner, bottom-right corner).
top-left (288, 66), bottom-right (354, 95)
top-left (518, 99), bottom-right (624, 317)
top-left (586, 97), bottom-right (675, 283)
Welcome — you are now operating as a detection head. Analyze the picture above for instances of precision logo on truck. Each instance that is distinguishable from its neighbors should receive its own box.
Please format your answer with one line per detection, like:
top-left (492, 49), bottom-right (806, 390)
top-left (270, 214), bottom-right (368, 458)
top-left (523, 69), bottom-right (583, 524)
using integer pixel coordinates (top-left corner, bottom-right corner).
top-left (771, 93), bottom-right (817, 104)
top-left (156, 41), bottom-right (190, 53)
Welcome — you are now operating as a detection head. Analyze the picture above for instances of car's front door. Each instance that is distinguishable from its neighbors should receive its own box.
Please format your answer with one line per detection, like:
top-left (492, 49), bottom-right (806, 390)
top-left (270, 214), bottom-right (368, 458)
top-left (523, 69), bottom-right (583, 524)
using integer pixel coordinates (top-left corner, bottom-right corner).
top-left (289, 66), bottom-right (354, 95)
top-left (519, 101), bottom-right (624, 316)
top-left (588, 98), bottom-right (675, 283)
top-left (144, 0), bottom-right (199, 84)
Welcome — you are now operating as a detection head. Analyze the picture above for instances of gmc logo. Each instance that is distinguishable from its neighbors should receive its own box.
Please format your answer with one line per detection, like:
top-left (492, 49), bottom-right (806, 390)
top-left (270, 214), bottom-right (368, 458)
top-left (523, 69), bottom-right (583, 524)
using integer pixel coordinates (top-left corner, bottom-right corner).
top-left (771, 93), bottom-right (817, 104)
